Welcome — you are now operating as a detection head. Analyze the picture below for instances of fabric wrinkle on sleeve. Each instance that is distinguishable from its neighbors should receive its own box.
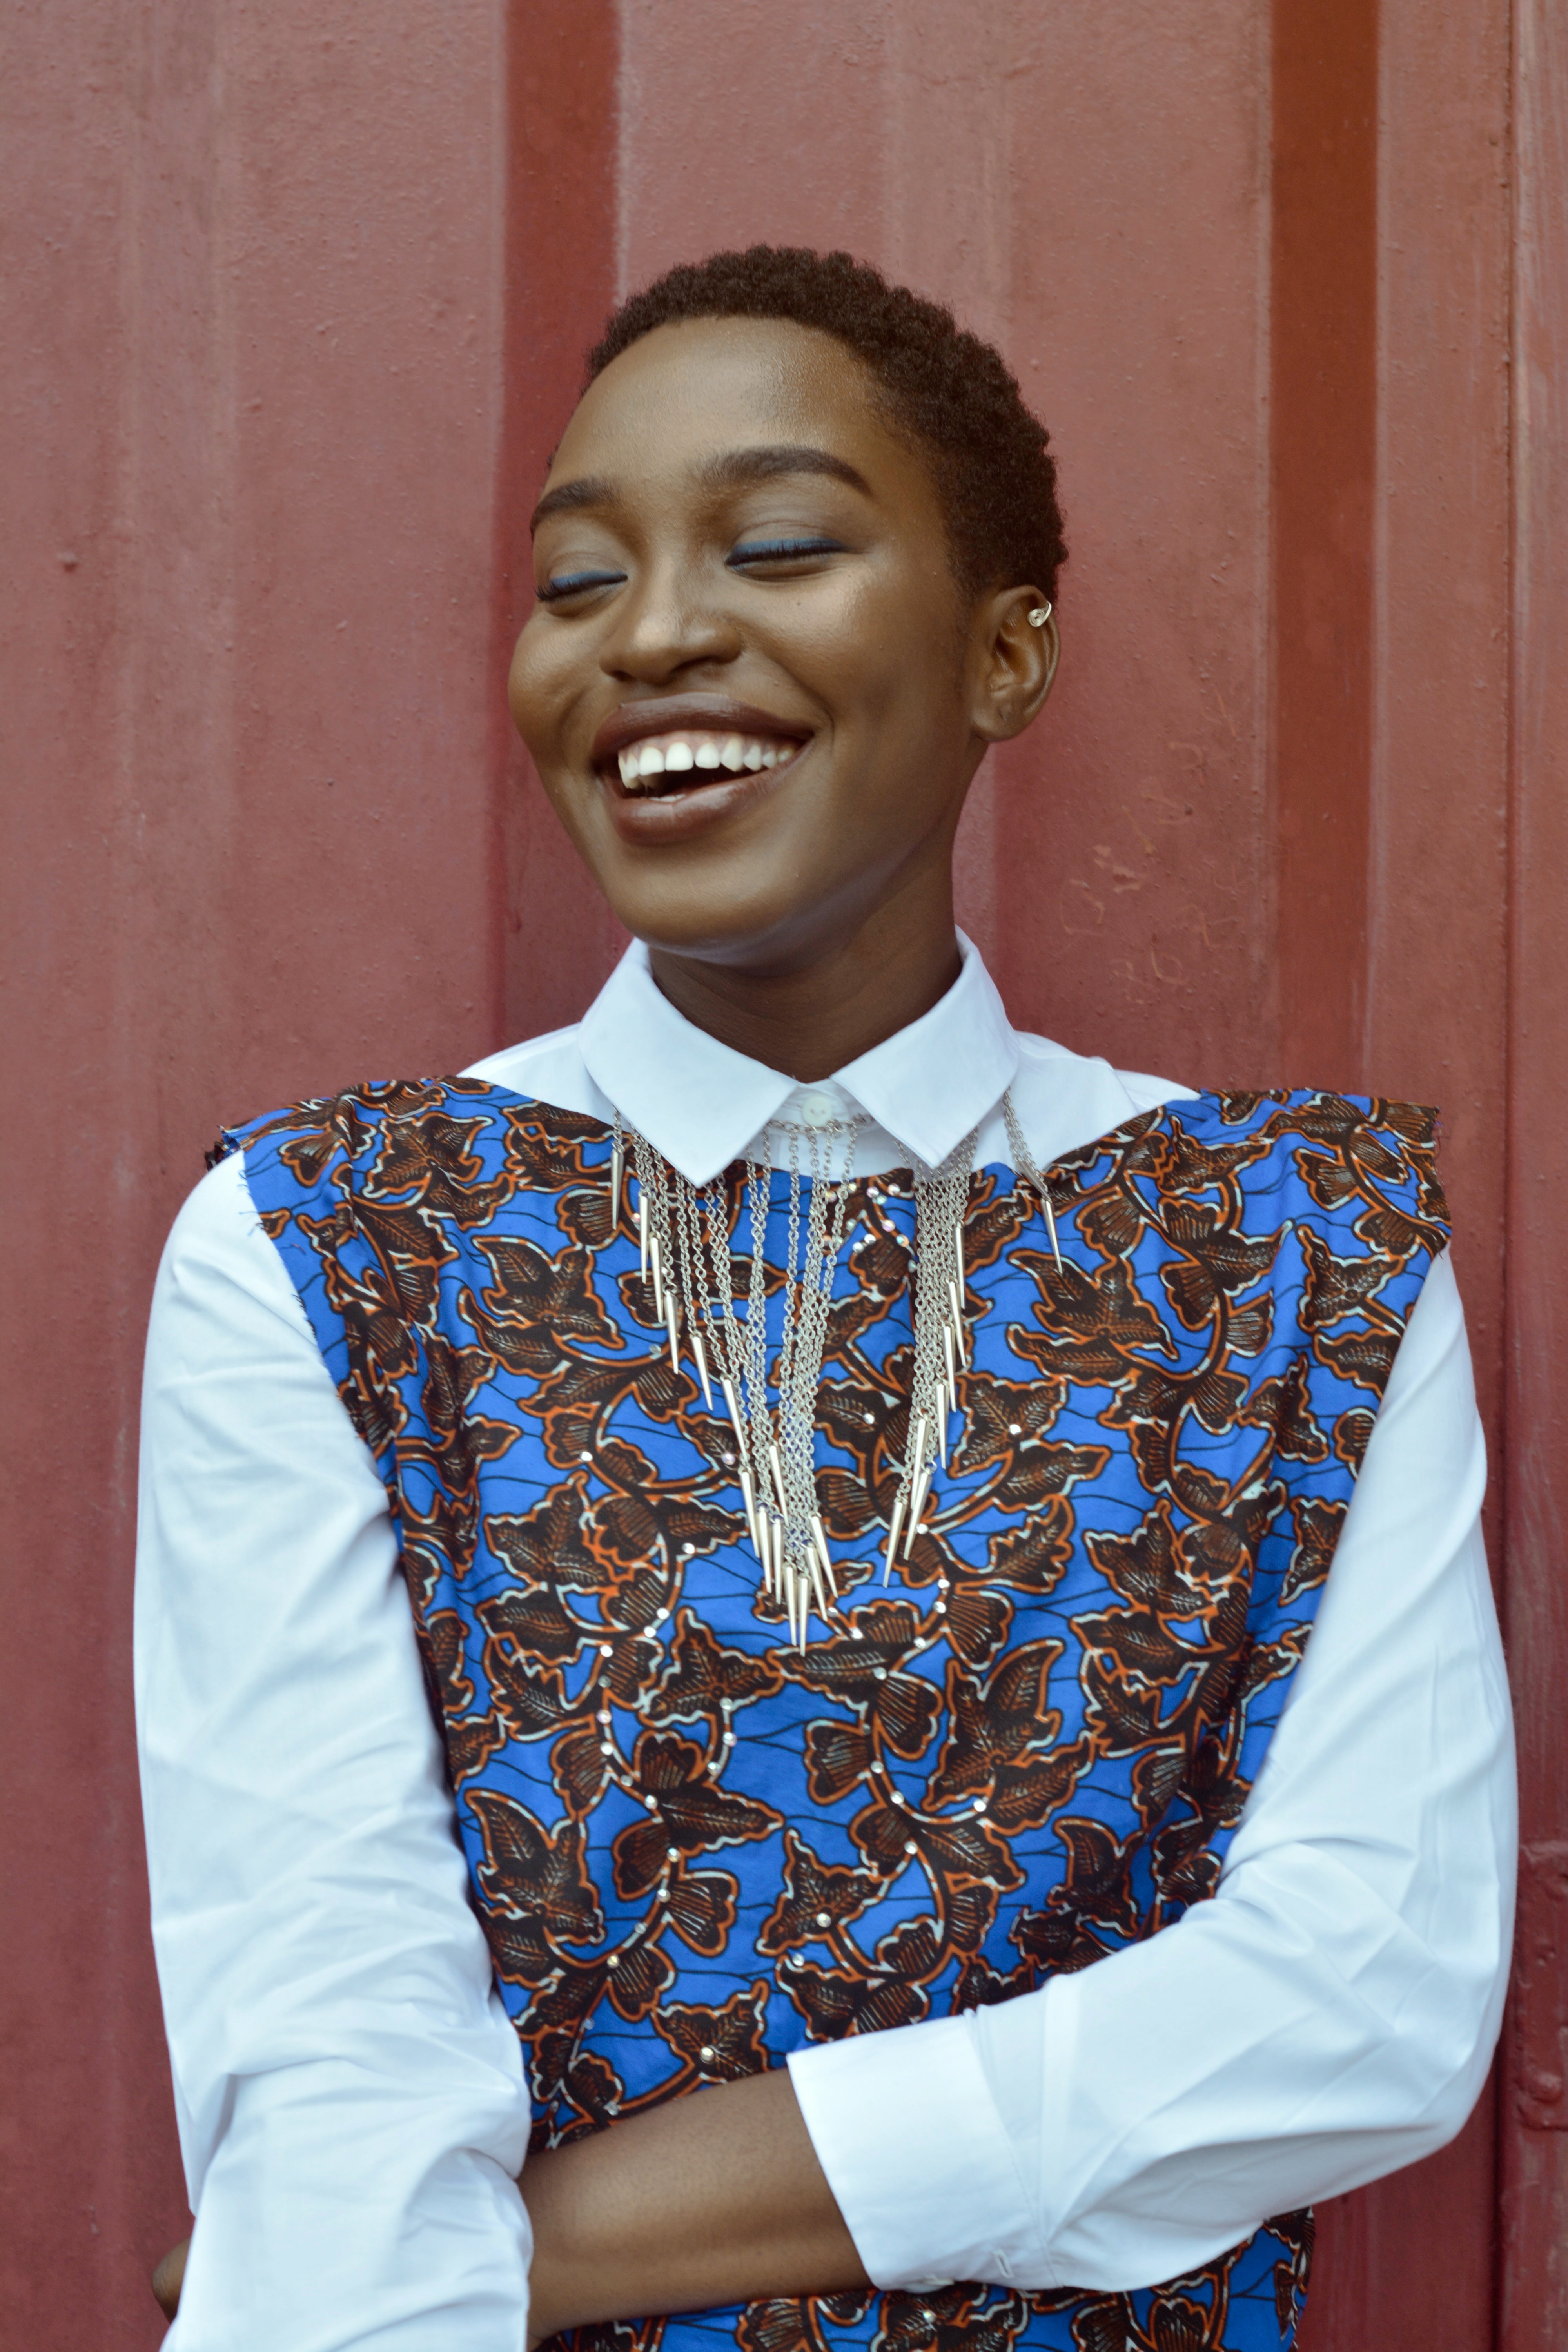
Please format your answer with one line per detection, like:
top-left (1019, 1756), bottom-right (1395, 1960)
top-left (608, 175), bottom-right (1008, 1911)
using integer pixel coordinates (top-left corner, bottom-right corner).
top-left (789, 1249), bottom-right (1515, 2296)
top-left (135, 1151), bottom-right (531, 2351)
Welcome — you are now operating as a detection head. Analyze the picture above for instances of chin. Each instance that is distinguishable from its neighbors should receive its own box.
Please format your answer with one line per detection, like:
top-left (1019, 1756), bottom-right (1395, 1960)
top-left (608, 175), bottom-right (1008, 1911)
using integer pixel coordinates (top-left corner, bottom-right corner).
top-left (622, 902), bottom-right (810, 969)
top-left (604, 873), bottom-right (834, 972)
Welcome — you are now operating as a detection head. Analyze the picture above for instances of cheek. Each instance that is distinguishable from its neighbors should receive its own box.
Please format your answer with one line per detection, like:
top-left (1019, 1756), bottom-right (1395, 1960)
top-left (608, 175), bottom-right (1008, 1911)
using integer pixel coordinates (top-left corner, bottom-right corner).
top-left (506, 617), bottom-right (579, 768)
top-left (505, 626), bottom-right (541, 745)
top-left (779, 588), bottom-right (940, 749)
top-left (821, 563), bottom-right (964, 707)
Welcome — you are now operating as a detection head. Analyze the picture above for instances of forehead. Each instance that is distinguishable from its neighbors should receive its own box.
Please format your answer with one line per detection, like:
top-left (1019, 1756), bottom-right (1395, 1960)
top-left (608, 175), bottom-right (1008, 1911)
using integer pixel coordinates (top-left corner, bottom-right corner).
top-left (543, 315), bottom-right (941, 521)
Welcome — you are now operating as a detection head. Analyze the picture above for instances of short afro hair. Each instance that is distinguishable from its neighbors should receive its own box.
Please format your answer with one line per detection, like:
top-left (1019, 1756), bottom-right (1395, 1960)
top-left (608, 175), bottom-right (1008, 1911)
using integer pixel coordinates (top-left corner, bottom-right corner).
top-left (585, 245), bottom-right (1067, 610)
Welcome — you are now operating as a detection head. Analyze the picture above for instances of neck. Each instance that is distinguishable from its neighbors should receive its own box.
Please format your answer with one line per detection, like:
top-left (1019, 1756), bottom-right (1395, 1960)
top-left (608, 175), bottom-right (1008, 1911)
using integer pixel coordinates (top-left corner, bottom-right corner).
top-left (646, 871), bottom-right (961, 1082)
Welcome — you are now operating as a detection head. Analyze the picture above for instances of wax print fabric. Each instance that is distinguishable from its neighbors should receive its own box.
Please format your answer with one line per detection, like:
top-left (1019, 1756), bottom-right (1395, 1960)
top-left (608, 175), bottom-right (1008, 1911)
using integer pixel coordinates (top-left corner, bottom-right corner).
top-left (220, 1082), bottom-right (1448, 2352)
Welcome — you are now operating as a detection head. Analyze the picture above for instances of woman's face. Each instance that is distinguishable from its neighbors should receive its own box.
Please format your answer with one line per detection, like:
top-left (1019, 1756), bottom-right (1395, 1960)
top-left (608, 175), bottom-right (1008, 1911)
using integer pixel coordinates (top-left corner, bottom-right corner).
top-left (508, 315), bottom-right (1054, 976)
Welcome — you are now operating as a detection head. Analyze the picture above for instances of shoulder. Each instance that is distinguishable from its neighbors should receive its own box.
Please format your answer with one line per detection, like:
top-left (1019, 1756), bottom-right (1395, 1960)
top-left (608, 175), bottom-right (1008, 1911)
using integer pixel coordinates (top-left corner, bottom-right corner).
top-left (207, 1024), bottom-right (608, 1203)
top-left (460, 1021), bottom-right (610, 1120)
top-left (1143, 1086), bottom-right (1450, 1261)
top-left (1007, 1030), bottom-right (1197, 1168)
top-left (151, 1145), bottom-right (319, 1354)
top-left (211, 1071), bottom-right (615, 1239)
top-left (1169, 1085), bottom-right (1441, 1164)
top-left (212, 1079), bottom-right (469, 1207)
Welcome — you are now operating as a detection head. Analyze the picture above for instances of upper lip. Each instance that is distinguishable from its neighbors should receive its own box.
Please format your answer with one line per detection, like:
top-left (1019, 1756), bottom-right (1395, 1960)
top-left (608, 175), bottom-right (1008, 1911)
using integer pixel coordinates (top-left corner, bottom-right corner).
top-left (589, 695), bottom-right (813, 771)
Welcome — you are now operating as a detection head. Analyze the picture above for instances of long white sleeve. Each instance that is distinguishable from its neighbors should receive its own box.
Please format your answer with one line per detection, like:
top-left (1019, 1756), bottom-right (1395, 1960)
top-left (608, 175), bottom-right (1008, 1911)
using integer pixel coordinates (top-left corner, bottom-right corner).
top-left (135, 1152), bottom-right (532, 2350)
top-left (789, 1249), bottom-right (1515, 2292)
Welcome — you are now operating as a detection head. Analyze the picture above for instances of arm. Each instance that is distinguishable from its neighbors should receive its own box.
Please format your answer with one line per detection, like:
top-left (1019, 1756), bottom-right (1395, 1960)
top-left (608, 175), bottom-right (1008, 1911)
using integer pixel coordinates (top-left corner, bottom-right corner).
top-left (521, 1249), bottom-right (1514, 2314)
top-left (523, 2072), bottom-right (866, 2343)
top-left (137, 1153), bottom-right (532, 2349)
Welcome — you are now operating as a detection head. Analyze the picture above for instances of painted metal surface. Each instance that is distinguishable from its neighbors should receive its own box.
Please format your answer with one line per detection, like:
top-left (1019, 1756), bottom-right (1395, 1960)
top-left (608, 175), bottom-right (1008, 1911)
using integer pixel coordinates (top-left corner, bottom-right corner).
top-left (1500, 0), bottom-right (1568, 2341)
top-left (0, 5), bottom-right (615, 2341)
top-left (0, 0), bottom-right (1557, 2343)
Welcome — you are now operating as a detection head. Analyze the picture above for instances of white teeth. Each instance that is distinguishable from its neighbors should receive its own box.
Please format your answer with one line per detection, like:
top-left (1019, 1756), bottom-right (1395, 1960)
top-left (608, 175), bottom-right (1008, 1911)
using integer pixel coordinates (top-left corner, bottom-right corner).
top-left (613, 729), bottom-right (799, 790)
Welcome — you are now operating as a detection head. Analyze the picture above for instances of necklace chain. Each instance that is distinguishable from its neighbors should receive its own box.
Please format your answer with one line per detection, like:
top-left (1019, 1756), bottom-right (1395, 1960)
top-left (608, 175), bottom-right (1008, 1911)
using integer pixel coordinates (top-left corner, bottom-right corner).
top-left (610, 1100), bottom-right (1055, 1646)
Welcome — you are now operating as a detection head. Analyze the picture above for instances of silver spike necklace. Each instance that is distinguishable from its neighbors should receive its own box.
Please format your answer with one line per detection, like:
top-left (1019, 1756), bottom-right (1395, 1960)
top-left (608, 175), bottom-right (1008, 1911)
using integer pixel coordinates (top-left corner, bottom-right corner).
top-left (610, 1096), bottom-right (1060, 1647)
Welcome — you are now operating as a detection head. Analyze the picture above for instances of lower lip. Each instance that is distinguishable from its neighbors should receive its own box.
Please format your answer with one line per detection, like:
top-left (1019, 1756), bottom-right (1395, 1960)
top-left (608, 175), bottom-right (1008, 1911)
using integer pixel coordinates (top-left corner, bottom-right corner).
top-left (602, 745), bottom-right (809, 844)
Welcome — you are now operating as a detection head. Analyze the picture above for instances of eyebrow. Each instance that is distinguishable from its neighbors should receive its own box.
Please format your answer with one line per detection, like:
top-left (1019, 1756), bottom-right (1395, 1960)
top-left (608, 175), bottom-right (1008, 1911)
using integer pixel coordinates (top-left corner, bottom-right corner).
top-left (530, 444), bottom-right (871, 533)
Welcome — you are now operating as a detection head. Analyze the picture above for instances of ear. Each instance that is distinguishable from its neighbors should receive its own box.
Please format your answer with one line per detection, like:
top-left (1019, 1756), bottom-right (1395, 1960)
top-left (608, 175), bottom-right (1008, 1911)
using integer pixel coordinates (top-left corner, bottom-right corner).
top-left (967, 588), bottom-right (1060, 743)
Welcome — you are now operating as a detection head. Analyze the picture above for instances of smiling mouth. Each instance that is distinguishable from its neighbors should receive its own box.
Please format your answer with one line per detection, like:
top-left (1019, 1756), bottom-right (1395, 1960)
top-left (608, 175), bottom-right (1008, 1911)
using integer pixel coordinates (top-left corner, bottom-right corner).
top-left (606, 730), bottom-right (804, 796)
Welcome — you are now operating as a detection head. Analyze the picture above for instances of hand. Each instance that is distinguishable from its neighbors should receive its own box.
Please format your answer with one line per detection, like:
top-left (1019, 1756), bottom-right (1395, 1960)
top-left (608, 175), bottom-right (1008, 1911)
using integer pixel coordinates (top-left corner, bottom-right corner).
top-left (152, 2237), bottom-right (190, 2321)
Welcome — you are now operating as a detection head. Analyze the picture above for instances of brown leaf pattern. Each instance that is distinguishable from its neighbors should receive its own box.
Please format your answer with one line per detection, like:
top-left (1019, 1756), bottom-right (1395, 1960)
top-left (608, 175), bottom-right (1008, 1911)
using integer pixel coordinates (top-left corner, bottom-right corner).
top-left (221, 1083), bottom-right (1445, 2349)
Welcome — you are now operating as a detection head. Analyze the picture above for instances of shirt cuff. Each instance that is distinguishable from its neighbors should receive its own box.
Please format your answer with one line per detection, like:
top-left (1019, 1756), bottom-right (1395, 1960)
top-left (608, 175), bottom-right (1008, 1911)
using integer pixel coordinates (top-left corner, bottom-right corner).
top-left (787, 2014), bottom-right (1040, 2292)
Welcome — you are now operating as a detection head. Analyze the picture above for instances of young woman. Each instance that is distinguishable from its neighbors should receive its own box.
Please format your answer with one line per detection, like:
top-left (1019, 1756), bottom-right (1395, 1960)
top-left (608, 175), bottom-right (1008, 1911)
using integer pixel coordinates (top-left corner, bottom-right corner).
top-left (138, 248), bottom-right (1514, 2352)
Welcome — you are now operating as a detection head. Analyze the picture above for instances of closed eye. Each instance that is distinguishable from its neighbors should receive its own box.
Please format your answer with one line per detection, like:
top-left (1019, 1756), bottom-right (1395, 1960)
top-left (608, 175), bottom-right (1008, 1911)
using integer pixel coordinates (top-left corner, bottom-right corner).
top-left (537, 566), bottom-right (627, 605)
top-left (727, 536), bottom-right (848, 571)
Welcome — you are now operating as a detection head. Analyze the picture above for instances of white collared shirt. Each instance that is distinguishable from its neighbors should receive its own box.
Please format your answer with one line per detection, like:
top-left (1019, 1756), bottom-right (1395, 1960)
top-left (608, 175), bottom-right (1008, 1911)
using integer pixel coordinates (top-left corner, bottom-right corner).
top-left (136, 938), bottom-right (1514, 2348)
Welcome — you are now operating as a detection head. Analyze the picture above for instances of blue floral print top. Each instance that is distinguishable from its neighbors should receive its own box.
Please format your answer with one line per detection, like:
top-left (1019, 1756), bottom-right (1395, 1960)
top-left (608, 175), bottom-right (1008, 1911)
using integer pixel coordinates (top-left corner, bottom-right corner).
top-left (221, 1082), bottom-right (1448, 2352)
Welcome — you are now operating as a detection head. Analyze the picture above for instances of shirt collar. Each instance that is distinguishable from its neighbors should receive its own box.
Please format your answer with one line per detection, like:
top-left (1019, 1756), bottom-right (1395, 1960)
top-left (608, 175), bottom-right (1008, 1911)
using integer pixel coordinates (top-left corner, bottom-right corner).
top-left (577, 934), bottom-right (1020, 1188)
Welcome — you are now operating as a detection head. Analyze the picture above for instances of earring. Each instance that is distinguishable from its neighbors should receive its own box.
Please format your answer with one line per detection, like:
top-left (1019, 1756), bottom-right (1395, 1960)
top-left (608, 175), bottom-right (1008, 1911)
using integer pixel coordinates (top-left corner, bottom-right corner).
top-left (1027, 602), bottom-right (1053, 628)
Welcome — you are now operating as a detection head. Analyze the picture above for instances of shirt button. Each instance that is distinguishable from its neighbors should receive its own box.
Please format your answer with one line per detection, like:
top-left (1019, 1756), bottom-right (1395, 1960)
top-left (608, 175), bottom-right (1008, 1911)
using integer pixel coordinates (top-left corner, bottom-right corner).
top-left (797, 1091), bottom-right (837, 1126)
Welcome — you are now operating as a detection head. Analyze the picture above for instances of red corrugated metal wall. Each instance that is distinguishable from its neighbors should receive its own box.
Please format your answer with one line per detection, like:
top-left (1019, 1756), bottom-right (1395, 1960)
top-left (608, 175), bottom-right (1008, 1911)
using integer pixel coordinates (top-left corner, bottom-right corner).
top-left (2, 3), bottom-right (1562, 2344)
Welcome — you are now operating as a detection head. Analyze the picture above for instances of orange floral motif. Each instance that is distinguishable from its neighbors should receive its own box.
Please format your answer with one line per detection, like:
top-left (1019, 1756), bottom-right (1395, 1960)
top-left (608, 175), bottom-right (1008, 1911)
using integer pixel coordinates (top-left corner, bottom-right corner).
top-left (221, 1083), bottom-right (1444, 2351)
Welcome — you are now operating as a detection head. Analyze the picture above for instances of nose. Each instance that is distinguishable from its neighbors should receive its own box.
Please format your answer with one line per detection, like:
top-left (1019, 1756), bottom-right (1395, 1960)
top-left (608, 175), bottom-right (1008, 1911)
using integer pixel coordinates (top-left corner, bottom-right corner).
top-left (598, 554), bottom-right (741, 685)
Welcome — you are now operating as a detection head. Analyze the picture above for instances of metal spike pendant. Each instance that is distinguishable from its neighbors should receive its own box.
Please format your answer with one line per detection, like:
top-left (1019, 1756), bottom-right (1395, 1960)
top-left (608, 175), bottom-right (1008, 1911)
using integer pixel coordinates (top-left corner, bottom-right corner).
top-left (882, 1493), bottom-right (906, 1583)
top-left (691, 1324), bottom-right (715, 1410)
top-left (1002, 1093), bottom-right (1064, 1272)
top-left (608, 1104), bottom-right (1076, 1642)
